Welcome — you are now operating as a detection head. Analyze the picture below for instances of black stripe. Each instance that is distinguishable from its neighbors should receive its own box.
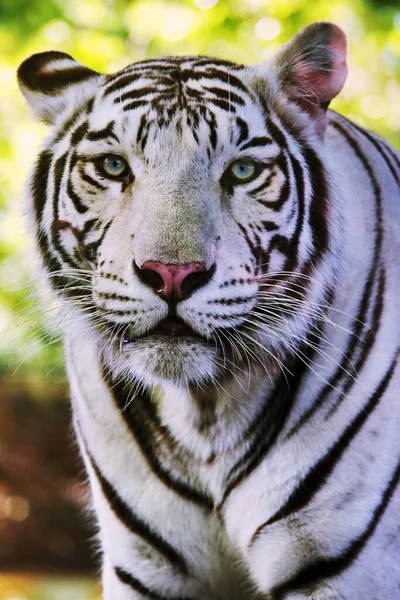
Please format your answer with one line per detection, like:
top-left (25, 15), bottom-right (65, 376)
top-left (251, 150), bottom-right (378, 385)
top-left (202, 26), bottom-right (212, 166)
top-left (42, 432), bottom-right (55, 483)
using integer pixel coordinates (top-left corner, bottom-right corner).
top-left (96, 292), bottom-right (141, 302)
top-left (70, 120), bottom-right (89, 147)
top-left (52, 152), bottom-right (67, 208)
top-left (80, 218), bottom-right (98, 237)
top-left (204, 110), bottom-right (217, 151)
top-left (51, 152), bottom-right (80, 268)
top-left (115, 566), bottom-right (192, 600)
top-left (271, 412), bottom-right (400, 597)
top-left (331, 122), bottom-right (384, 242)
top-left (80, 170), bottom-right (107, 191)
top-left (180, 68), bottom-right (251, 97)
top-left (263, 113), bottom-right (288, 149)
top-left (286, 121), bottom-right (385, 437)
top-left (18, 52), bottom-right (98, 93)
top-left (203, 85), bottom-right (245, 106)
top-left (87, 452), bottom-right (188, 574)
top-left (96, 271), bottom-right (127, 285)
top-left (86, 121), bottom-right (119, 143)
top-left (136, 114), bottom-right (148, 145)
top-left (201, 97), bottom-right (236, 113)
top-left (52, 104), bottom-right (88, 145)
top-left (255, 152), bottom-right (290, 211)
top-left (118, 86), bottom-right (158, 103)
top-left (304, 145), bottom-right (329, 258)
top-left (262, 108), bottom-right (329, 265)
top-left (240, 136), bottom-right (273, 151)
top-left (140, 130), bottom-right (150, 152)
top-left (31, 150), bottom-right (64, 279)
top-left (31, 150), bottom-right (53, 225)
top-left (381, 142), bottom-right (400, 172)
top-left (365, 133), bottom-right (400, 187)
top-left (236, 117), bottom-right (249, 145)
top-left (205, 311), bottom-right (247, 321)
top-left (326, 266), bottom-right (385, 417)
top-left (202, 67), bottom-right (250, 95)
top-left (97, 307), bottom-right (138, 316)
top-left (123, 100), bottom-right (151, 112)
top-left (337, 114), bottom-right (400, 188)
top-left (104, 64), bottom-right (177, 90)
top-left (236, 221), bottom-right (268, 272)
top-left (41, 67), bottom-right (97, 92)
top-left (250, 353), bottom-right (397, 548)
top-left (218, 341), bottom-right (315, 511)
top-left (83, 220), bottom-right (112, 263)
top-left (264, 235), bottom-right (292, 274)
top-left (281, 150), bottom-right (305, 273)
top-left (190, 57), bottom-right (243, 69)
top-left (251, 170), bottom-right (275, 197)
top-left (103, 73), bottom-right (141, 96)
top-left (105, 373), bottom-right (214, 511)
top-left (264, 109), bottom-right (329, 265)
top-left (67, 177), bottom-right (89, 213)
top-left (207, 295), bottom-right (253, 306)
top-left (260, 220), bottom-right (279, 231)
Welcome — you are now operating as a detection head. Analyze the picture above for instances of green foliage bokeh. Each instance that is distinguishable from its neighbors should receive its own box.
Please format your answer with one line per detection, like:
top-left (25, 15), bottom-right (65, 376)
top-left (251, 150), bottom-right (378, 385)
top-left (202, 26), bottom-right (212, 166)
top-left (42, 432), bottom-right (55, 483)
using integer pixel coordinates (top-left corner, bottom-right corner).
top-left (0, 0), bottom-right (399, 377)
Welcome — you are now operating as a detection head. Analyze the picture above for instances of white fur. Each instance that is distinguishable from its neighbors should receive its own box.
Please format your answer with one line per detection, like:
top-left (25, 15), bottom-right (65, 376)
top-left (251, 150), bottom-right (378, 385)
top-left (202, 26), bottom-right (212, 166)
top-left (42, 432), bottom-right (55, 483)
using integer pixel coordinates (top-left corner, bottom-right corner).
top-left (19, 23), bottom-right (400, 600)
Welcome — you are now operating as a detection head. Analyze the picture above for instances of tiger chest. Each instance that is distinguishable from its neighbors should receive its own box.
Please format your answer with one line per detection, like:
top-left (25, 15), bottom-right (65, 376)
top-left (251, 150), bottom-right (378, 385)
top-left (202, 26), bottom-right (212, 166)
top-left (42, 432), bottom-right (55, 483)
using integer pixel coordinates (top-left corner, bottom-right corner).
top-left (91, 433), bottom-right (261, 598)
top-left (67, 336), bottom-right (260, 597)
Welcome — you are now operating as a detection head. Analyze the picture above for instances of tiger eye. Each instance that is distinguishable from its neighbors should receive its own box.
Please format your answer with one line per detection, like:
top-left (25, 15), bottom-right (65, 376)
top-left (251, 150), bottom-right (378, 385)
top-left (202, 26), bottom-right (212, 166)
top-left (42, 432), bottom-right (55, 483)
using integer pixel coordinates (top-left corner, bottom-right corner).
top-left (230, 160), bottom-right (257, 182)
top-left (100, 155), bottom-right (129, 178)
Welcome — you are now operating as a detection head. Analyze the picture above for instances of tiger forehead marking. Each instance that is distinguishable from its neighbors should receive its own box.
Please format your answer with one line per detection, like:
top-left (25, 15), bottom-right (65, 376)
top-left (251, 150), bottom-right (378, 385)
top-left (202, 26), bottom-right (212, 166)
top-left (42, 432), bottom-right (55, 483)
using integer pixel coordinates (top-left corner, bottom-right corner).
top-left (18, 22), bottom-right (400, 600)
top-left (89, 58), bottom-right (272, 171)
top-left (62, 59), bottom-right (285, 276)
top-left (102, 56), bottom-right (253, 107)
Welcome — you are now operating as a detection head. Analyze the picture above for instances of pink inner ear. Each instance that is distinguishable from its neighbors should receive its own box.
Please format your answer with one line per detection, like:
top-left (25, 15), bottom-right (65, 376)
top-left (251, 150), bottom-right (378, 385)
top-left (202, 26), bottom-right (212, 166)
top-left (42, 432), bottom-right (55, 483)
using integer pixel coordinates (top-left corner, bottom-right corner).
top-left (293, 29), bottom-right (348, 105)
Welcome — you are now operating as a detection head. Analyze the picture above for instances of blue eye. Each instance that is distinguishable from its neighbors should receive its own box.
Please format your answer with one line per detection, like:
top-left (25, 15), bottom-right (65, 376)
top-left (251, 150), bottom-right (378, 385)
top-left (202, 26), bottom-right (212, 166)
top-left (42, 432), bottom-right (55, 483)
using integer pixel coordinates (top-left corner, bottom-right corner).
top-left (230, 160), bottom-right (257, 182)
top-left (100, 155), bottom-right (129, 178)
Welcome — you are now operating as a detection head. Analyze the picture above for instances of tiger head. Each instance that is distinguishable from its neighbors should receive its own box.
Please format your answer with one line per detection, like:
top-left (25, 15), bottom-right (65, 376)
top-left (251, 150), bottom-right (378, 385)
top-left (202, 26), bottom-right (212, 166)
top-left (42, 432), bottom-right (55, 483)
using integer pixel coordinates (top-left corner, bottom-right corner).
top-left (18, 22), bottom-right (347, 387)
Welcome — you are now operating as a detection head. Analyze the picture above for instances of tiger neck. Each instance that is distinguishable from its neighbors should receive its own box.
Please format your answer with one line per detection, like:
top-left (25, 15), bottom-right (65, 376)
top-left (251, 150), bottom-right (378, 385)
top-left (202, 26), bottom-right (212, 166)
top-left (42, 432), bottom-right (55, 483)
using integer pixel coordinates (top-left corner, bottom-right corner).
top-left (147, 346), bottom-right (311, 460)
top-left (154, 375), bottom-right (272, 459)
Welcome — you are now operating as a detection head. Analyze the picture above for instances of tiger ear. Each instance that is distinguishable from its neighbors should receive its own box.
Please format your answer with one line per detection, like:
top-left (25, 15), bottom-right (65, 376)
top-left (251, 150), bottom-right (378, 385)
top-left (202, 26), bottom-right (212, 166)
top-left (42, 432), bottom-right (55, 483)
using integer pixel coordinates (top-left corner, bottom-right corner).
top-left (270, 22), bottom-right (347, 136)
top-left (17, 51), bottom-right (102, 126)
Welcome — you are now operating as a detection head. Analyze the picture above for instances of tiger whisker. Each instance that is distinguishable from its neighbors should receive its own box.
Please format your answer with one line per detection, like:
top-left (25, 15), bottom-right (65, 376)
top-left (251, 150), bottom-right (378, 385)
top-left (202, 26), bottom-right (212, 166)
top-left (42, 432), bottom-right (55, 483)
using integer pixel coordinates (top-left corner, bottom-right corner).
top-left (235, 327), bottom-right (291, 385)
top-left (252, 305), bottom-right (360, 366)
top-left (255, 294), bottom-right (368, 341)
top-left (243, 316), bottom-right (372, 397)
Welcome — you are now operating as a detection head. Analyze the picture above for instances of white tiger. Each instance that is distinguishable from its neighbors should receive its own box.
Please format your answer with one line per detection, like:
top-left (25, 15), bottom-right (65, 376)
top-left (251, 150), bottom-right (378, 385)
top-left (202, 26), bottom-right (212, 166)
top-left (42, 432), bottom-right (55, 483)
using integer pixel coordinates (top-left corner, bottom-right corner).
top-left (18, 22), bottom-right (400, 600)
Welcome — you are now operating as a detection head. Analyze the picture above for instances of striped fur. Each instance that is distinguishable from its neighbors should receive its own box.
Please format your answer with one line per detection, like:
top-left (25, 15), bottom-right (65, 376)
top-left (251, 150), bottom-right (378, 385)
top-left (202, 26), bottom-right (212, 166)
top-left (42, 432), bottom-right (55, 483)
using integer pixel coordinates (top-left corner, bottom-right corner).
top-left (18, 22), bottom-right (400, 600)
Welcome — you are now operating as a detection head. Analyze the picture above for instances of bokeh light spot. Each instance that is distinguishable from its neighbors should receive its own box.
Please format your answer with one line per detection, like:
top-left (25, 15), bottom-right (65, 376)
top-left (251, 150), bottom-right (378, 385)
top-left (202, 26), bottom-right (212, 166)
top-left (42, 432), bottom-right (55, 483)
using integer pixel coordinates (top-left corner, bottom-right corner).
top-left (2, 590), bottom-right (27, 600)
top-left (361, 95), bottom-right (388, 120)
top-left (43, 21), bottom-right (71, 44)
top-left (255, 17), bottom-right (281, 41)
top-left (194, 0), bottom-right (218, 8)
top-left (163, 7), bottom-right (197, 40)
top-left (244, 0), bottom-right (270, 8)
top-left (1, 496), bottom-right (30, 522)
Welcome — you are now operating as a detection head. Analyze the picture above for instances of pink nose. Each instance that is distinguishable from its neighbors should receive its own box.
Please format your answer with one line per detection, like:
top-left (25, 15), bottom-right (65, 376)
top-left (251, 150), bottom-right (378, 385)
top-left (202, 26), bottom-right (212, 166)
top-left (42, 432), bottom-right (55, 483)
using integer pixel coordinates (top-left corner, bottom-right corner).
top-left (135, 261), bottom-right (214, 301)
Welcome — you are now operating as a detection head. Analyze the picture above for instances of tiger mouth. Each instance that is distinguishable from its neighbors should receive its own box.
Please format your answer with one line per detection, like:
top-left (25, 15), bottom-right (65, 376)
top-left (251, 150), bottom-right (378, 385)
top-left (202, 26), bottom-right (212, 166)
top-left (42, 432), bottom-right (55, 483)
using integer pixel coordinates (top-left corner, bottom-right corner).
top-left (121, 316), bottom-right (205, 344)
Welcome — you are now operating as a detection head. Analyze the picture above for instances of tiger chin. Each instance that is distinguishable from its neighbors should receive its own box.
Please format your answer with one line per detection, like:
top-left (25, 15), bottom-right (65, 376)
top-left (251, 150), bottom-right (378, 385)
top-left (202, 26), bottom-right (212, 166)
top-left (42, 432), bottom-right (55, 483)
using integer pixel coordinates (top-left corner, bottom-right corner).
top-left (110, 335), bottom-right (220, 386)
top-left (18, 21), bottom-right (400, 600)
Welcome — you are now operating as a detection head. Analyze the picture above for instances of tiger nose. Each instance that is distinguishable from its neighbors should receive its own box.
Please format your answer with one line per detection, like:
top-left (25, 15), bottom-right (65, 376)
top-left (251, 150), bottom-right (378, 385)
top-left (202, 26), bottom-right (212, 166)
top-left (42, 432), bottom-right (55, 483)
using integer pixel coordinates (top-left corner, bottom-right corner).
top-left (135, 261), bottom-right (215, 301)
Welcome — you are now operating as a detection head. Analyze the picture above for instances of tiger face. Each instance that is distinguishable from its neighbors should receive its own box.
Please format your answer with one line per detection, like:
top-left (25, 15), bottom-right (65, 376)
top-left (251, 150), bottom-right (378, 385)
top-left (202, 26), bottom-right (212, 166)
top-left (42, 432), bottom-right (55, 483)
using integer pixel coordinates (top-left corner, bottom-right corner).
top-left (18, 23), bottom-right (347, 386)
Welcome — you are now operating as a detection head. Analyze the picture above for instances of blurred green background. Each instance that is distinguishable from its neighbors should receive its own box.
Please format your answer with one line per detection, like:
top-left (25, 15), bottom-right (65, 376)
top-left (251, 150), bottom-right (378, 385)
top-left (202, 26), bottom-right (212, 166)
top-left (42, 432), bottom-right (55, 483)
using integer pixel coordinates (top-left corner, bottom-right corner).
top-left (0, 0), bottom-right (399, 597)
